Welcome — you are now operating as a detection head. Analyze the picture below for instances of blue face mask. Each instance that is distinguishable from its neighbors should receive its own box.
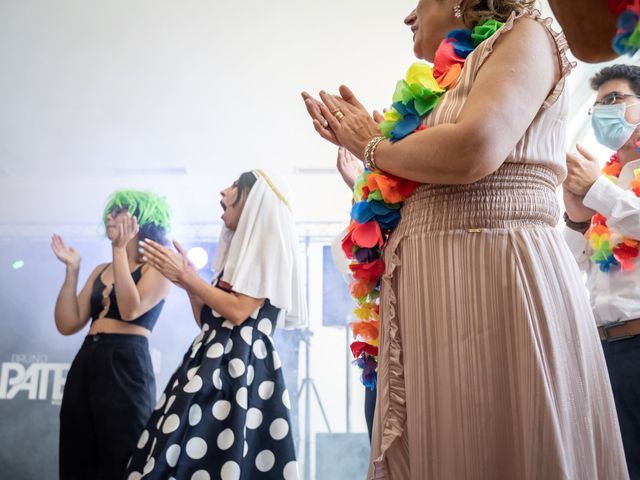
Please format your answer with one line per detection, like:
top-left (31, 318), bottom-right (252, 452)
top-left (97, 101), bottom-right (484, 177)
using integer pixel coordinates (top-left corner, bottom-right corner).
top-left (591, 103), bottom-right (640, 151)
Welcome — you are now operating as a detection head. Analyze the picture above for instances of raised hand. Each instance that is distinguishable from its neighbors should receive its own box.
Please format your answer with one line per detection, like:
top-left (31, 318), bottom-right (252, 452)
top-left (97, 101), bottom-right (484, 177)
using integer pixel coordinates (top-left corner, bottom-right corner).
top-left (302, 85), bottom-right (382, 158)
top-left (301, 91), bottom-right (342, 146)
top-left (140, 238), bottom-right (195, 287)
top-left (51, 234), bottom-right (81, 269)
top-left (564, 144), bottom-right (602, 197)
top-left (171, 240), bottom-right (198, 288)
top-left (111, 214), bottom-right (140, 248)
top-left (337, 147), bottom-right (364, 190)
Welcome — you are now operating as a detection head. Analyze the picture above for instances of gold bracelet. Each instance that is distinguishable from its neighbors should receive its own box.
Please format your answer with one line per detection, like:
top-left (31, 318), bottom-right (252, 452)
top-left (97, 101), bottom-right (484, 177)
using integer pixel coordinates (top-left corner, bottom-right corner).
top-left (363, 136), bottom-right (385, 171)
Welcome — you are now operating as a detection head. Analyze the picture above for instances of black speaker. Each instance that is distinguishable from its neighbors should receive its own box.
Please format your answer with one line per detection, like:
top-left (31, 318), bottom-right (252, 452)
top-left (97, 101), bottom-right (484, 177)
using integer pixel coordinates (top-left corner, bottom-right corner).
top-left (315, 432), bottom-right (370, 479)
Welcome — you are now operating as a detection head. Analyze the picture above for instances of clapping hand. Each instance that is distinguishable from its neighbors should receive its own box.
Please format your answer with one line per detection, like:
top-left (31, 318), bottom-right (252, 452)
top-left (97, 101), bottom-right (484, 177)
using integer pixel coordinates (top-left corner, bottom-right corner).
top-left (337, 147), bottom-right (364, 190)
top-left (140, 239), bottom-right (196, 288)
top-left (111, 214), bottom-right (140, 248)
top-left (564, 144), bottom-right (602, 197)
top-left (51, 234), bottom-right (81, 269)
top-left (302, 85), bottom-right (384, 159)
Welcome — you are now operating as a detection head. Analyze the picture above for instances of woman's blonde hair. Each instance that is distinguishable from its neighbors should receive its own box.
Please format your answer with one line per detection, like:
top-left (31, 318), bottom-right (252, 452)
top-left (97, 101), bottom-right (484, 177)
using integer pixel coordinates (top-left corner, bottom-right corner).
top-left (460, 0), bottom-right (537, 26)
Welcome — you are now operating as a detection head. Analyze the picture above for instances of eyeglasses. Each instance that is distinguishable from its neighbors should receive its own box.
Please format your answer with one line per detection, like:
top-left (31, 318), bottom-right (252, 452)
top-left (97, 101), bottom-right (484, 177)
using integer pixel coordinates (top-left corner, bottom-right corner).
top-left (109, 206), bottom-right (129, 218)
top-left (589, 92), bottom-right (640, 114)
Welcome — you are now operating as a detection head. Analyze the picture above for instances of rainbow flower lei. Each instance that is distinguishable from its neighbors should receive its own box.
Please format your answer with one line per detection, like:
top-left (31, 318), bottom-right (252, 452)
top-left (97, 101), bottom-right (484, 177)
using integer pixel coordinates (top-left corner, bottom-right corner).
top-left (609, 0), bottom-right (640, 55)
top-left (588, 152), bottom-right (640, 272)
top-left (343, 19), bottom-right (504, 388)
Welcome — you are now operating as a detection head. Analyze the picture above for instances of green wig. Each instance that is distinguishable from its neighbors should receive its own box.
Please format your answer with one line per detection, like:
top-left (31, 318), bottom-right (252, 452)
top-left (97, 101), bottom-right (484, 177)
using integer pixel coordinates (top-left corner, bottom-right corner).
top-left (102, 189), bottom-right (172, 243)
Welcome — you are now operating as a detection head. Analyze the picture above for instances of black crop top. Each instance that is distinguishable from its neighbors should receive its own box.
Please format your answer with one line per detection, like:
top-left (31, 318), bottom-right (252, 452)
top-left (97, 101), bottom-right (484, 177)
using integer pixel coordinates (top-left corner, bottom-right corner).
top-left (89, 264), bottom-right (164, 331)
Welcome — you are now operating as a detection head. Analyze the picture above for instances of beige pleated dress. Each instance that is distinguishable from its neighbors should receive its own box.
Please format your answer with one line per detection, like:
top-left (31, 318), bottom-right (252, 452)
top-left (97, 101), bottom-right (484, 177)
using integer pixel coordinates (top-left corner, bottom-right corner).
top-left (368, 11), bottom-right (629, 480)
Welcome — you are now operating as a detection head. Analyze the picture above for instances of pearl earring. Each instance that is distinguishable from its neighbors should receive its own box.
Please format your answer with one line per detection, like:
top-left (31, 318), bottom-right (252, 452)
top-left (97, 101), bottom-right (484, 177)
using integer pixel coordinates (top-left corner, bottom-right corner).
top-left (454, 3), bottom-right (462, 18)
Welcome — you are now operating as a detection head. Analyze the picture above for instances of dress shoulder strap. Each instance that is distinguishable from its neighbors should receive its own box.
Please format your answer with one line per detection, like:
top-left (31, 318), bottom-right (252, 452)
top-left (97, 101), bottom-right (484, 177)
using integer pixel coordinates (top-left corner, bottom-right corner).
top-left (470, 9), bottom-right (575, 110)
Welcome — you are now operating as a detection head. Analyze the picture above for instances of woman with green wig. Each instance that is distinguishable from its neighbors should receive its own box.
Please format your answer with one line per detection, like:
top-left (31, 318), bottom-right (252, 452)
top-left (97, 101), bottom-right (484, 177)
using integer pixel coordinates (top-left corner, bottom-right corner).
top-left (51, 189), bottom-right (172, 480)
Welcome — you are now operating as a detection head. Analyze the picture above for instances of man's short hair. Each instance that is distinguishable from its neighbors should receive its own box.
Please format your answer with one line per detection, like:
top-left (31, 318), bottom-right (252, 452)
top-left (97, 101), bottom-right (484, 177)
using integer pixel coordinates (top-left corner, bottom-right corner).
top-left (591, 64), bottom-right (640, 96)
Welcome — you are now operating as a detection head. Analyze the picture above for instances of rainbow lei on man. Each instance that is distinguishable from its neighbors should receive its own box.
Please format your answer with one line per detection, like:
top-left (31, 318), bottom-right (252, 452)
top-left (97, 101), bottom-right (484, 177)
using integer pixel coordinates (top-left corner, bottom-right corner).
top-left (343, 19), bottom-right (503, 388)
top-left (609, 0), bottom-right (640, 55)
top-left (588, 153), bottom-right (640, 272)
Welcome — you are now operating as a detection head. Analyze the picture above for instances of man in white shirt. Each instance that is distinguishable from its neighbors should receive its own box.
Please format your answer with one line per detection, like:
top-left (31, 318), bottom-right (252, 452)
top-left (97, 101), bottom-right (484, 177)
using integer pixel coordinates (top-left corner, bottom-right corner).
top-left (563, 64), bottom-right (640, 479)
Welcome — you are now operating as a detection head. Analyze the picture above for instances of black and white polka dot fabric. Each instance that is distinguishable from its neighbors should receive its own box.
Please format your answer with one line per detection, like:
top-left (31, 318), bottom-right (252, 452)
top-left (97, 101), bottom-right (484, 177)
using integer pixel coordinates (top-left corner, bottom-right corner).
top-left (124, 296), bottom-right (299, 480)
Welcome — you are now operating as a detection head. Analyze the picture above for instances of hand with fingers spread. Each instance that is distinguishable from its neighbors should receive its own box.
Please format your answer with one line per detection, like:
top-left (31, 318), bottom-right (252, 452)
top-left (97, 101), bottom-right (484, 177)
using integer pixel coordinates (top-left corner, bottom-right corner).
top-left (337, 147), bottom-right (364, 190)
top-left (111, 213), bottom-right (140, 249)
top-left (302, 85), bottom-right (383, 158)
top-left (140, 239), bottom-right (196, 287)
top-left (51, 234), bottom-right (81, 269)
top-left (565, 144), bottom-right (603, 197)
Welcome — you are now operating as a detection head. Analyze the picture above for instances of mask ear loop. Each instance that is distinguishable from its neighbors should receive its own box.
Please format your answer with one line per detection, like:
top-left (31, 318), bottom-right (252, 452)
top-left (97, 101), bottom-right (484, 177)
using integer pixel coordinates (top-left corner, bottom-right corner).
top-left (619, 105), bottom-right (640, 151)
top-left (624, 102), bottom-right (640, 127)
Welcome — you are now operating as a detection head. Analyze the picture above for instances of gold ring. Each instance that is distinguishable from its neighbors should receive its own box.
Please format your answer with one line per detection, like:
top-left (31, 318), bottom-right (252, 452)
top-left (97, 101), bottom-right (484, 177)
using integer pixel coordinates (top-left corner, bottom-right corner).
top-left (334, 111), bottom-right (345, 121)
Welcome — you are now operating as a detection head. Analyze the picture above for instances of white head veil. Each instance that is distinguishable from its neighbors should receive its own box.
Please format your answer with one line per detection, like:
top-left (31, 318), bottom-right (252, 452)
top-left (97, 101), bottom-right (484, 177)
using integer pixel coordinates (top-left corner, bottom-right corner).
top-left (211, 170), bottom-right (308, 328)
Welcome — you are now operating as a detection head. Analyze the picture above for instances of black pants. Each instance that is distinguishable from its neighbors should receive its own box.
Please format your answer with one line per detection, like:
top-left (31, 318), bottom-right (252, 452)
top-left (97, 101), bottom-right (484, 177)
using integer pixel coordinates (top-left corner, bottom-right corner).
top-left (602, 335), bottom-right (640, 480)
top-left (59, 334), bottom-right (155, 480)
top-left (365, 385), bottom-right (377, 442)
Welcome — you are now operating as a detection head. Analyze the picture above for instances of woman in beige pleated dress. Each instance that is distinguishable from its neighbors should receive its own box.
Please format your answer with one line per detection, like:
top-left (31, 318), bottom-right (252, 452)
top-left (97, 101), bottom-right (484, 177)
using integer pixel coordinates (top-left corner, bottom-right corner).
top-left (302, 0), bottom-right (629, 478)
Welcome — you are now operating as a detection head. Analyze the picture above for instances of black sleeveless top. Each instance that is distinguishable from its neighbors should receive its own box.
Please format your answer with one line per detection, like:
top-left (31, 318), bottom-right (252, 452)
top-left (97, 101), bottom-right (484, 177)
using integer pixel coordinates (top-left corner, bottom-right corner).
top-left (89, 264), bottom-right (164, 331)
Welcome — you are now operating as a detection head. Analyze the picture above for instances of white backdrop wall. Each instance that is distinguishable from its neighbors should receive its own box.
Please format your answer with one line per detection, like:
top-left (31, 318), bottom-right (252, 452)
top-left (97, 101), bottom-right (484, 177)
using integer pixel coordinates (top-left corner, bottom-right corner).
top-left (0, 0), bottom-right (424, 227)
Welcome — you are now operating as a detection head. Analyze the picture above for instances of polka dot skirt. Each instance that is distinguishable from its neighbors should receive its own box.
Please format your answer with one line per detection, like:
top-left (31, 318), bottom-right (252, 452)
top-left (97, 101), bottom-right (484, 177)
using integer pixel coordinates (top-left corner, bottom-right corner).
top-left (125, 298), bottom-right (299, 480)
